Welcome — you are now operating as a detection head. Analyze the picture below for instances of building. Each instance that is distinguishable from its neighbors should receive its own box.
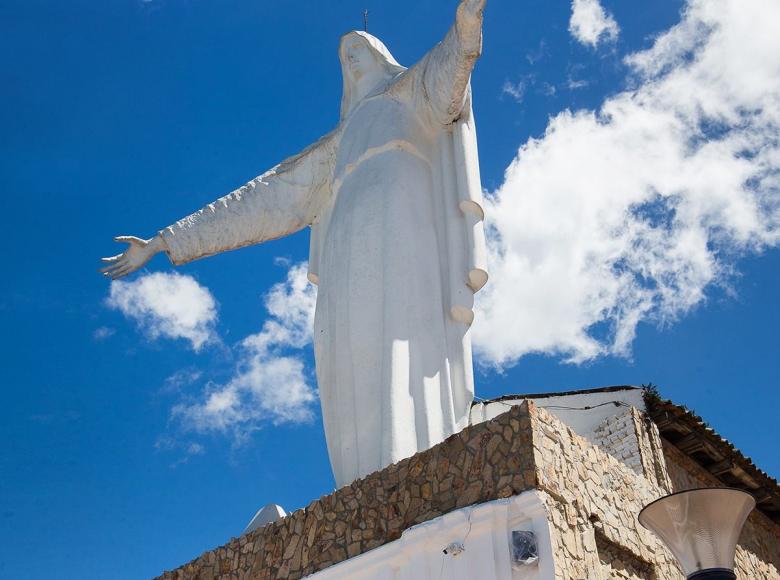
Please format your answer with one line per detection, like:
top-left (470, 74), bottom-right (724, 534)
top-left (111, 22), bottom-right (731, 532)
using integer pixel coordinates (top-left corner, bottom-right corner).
top-left (156, 386), bottom-right (780, 579)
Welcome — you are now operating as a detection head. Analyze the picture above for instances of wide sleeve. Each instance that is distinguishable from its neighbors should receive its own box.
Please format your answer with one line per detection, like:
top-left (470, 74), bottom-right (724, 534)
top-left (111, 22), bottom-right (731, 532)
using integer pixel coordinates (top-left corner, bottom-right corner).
top-left (409, 7), bottom-right (483, 125)
top-left (160, 132), bottom-right (336, 266)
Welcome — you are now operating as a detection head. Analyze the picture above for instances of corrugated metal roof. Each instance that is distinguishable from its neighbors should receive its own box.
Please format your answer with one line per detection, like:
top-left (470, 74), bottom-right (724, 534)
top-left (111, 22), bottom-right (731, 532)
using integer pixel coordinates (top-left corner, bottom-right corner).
top-left (645, 392), bottom-right (780, 524)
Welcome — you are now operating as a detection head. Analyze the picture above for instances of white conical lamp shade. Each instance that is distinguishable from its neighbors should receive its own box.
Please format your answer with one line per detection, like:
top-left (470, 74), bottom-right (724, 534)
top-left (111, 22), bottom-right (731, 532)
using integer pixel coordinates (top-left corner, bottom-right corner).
top-left (639, 488), bottom-right (755, 579)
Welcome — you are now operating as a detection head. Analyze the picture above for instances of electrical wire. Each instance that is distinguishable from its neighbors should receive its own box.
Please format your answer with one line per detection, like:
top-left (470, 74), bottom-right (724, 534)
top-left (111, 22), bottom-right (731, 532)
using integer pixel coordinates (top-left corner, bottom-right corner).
top-left (473, 395), bottom-right (632, 412)
top-left (462, 508), bottom-right (473, 543)
top-left (438, 508), bottom-right (474, 579)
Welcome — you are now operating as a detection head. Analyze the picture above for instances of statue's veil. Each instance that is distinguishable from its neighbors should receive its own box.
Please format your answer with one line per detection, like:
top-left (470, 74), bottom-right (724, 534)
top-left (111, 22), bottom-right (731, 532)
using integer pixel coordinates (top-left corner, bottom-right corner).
top-left (339, 31), bottom-right (406, 119)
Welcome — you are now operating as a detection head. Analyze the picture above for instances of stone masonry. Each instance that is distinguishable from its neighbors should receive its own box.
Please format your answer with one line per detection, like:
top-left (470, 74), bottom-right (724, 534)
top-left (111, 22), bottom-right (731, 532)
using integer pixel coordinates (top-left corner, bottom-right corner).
top-left (530, 403), bottom-right (779, 579)
top-left (591, 405), bottom-right (671, 491)
top-left (157, 401), bottom-right (780, 580)
top-left (663, 439), bottom-right (780, 579)
top-left (595, 533), bottom-right (655, 580)
top-left (592, 406), bottom-right (645, 475)
top-left (157, 404), bottom-right (537, 580)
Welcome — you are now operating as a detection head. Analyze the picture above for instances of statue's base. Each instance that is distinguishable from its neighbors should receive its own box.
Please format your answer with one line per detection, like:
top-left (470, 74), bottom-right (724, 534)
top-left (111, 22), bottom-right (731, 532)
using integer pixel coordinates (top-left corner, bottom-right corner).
top-left (156, 386), bottom-right (778, 580)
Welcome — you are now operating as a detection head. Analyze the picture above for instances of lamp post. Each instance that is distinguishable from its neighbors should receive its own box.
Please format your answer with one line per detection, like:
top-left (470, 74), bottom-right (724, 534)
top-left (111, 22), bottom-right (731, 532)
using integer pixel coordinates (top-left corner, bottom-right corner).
top-left (638, 487), bottom-right (755, 580)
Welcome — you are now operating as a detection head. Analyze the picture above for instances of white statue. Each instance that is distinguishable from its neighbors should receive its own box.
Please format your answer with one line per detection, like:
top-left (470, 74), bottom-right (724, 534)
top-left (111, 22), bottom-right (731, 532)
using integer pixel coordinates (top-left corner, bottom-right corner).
top-left (102, 0), bottom-right (489, 488)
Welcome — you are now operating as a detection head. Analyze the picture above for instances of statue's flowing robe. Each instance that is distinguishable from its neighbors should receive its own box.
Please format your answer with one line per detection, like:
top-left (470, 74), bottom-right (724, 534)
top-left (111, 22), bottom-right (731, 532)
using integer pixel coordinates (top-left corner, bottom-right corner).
top-left (160, 25), bottom-right (488, 487)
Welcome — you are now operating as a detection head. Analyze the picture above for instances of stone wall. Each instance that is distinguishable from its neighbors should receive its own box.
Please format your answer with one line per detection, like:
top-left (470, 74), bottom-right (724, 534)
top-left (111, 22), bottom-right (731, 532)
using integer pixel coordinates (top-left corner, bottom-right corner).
top-left (590, 406), bottom-right (671, 493)
top-left (632, 409), bottom-right (672, 494)
top-left (592, 406), bottom-right (644, 475)
top-left (157, 402), bottom-right (779, 580)
top-left (532, 405), bottom-right (779, 580)
top-left (157, 404), bottom-right (538, 580)
top-left (596, 533), bottom-right (655, 580)
top-left (663, 440), bottom-right (780, 580)
top-left (530, 405), bottom-right (682, 580)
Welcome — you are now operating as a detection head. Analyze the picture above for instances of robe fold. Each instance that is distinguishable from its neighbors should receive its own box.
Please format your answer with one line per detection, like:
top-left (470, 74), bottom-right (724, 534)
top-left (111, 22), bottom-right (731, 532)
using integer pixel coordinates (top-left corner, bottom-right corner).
top-left (159, 22), bottom-right (488, 487)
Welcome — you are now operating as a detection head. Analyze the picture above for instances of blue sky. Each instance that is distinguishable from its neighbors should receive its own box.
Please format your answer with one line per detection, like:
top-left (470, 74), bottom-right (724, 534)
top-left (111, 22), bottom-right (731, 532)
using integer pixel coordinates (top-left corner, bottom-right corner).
top-left (1, 0), bottom-right (778, 578)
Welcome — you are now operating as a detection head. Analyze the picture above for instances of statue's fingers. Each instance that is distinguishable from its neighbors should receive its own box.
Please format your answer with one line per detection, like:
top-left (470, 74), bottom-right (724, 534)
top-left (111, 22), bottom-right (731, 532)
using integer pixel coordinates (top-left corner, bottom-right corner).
top-left (114, 235), bottom-right (143, 245)
top-left (110, 266), bottom-right (133, 280)
top-left (118, 264), bottom-right (138, 276)
top-left (101, 264), bottom-right (124, 275)
top-left (100, 256), bottom-right (127, 272)
top-left (100, 265), bottom-right (119, 276)
top-left (101, 260), bottom-right (128, 275)
top-left (101, 254), bottom-right (122, 263)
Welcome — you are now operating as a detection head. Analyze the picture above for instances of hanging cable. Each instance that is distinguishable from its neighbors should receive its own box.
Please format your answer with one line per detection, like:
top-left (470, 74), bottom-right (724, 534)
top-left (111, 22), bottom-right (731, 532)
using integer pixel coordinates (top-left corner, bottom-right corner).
top-left (473, 394), bottom-right (632, 412)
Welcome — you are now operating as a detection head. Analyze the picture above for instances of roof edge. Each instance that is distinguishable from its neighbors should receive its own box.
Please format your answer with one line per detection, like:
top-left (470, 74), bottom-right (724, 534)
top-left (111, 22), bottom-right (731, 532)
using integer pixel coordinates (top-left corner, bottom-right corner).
top-left (474, 385), bottom-right (641, 405)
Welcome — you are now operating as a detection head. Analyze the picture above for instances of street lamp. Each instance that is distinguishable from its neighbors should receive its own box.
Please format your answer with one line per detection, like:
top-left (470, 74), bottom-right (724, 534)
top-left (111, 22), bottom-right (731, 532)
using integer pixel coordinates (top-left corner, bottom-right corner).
top-left (638, 487), bottom-right (755, 580)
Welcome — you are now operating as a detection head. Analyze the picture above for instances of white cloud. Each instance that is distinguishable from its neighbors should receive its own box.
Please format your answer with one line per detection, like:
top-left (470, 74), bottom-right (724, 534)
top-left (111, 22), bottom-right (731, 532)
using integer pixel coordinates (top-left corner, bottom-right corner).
top-left (569, 0), bottom-right (619, 48)
top-left (92, 326), bottom-right (115, 341)
top-left (503, 75), bottom-right (559, 101)
top-left (155, 435), bottom-right (206, 468)
top-left (186, 442), bottom-right (204, 455)
top-left (566, 77), bottom-right (589, 91)
top-left (502, 79), bottom-right (526, 103)
top-left (108, 272), bottom-right (218, 351)
top-left (525, 40), bottom-right (548, 65)
top-left (173, 263), bottom-right (318, 436)
top-left (160, 368), bottom-right (203, 395)
top-left (473, 0), bottom-right (780, 367)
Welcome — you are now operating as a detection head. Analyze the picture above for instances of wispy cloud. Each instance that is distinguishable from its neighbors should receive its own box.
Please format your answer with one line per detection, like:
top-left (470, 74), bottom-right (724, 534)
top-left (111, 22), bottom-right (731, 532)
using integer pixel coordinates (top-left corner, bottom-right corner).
top-left (473, 0), bottom-right (780, 367)
top-left (108, 266), bottom-right (317, 451)
top-left (155, 435), bottom-right (206, 468)
top-left (566, 77), bottom-right (589, 91)
top-left (92, 326), bottom-right (115, 341)
top-left (525, 40), bottom-right (548, 65)
top-left (501, 79), bottom-right (527, 103)
top-left (108, 272), bottom-right (218, 351)
top-left (503, 75), bottom-right (559, 102)
top-left (160, 368), bottom-right (204, 395)
top-left (569, 0), bottom-right (620, 48)
top-left (172, 263), bottom-right (317, 438)
top-left (540, 82), bottom-right (557, 97)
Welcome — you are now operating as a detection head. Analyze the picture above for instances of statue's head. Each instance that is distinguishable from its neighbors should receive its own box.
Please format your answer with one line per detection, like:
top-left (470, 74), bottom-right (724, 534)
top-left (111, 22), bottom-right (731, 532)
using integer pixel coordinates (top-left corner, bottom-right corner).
top-left (339, 31), bottom-right (406, 118)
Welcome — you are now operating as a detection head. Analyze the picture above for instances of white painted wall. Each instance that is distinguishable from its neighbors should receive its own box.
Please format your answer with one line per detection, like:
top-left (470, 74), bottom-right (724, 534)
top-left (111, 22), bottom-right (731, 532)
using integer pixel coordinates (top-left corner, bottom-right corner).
top-left (306, 492), bottom-right (555, 580)
top-left (470, 388), bottom-right (645, 441)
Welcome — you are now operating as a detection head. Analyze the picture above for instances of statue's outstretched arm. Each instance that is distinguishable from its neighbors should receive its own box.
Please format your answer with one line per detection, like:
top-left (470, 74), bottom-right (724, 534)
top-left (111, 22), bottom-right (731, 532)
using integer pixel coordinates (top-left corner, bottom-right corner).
top-left (413, 0), bottom-right (485, 124)
top-left (101, 133), bottom-right (336, 279)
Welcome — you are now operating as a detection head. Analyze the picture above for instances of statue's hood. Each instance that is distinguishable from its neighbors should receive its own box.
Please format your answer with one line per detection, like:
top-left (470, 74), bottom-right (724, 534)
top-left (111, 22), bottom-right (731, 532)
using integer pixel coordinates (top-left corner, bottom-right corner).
top-left (339, 31), bottom-right (406, 119)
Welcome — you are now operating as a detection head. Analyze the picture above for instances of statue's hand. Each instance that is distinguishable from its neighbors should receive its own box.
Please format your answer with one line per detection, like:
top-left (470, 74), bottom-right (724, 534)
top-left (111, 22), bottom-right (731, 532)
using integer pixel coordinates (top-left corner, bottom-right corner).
top-left (456, 0), bottom-right (485, 54)
top-left (457, 0), bottom-right (486, 22)
top-left (100, 235), bottom-right (164, 280)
